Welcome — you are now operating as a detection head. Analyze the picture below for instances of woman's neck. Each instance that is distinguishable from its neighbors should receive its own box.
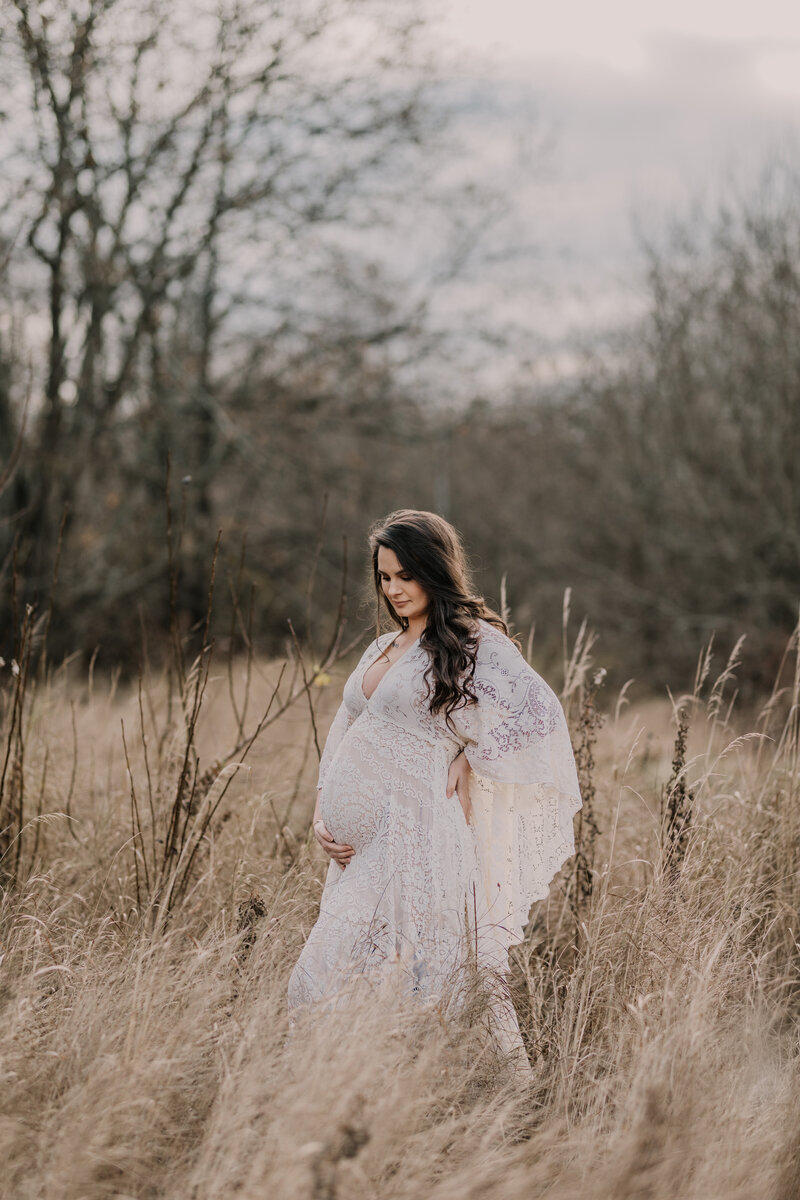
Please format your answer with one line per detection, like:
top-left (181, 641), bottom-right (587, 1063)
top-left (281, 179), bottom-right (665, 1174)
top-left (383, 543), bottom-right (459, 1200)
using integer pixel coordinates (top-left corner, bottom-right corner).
top-left (403, 616), bottom-right (428, 642)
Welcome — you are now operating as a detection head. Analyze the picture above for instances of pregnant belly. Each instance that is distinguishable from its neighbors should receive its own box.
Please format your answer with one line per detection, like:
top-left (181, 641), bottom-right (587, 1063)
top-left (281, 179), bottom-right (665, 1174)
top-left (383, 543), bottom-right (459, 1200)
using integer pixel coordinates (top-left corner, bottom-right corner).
top-left (319, 755), bottom-right (384, 851)
top-left (318, 714), bottom-right (444, 851)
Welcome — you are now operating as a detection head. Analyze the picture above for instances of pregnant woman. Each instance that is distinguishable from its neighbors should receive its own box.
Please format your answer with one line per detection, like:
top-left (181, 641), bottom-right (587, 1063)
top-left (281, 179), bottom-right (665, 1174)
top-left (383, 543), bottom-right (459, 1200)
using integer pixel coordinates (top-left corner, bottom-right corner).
top-left (288, 509), bottom-right (582, 1056)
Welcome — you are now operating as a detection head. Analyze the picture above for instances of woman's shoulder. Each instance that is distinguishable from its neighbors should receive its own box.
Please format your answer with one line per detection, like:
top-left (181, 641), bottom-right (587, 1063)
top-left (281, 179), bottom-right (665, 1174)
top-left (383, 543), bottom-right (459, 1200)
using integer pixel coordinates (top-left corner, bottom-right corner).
top-left (474, 616), bottom-right (505, 636)
top-left (359, 629), bottom-right (397, 658)
top-left (474, 617), bottom-right (519, 650)
top-left (472, 619), bottom-right (540, 678)
top-left (468, 619), bottom-right (563, 719)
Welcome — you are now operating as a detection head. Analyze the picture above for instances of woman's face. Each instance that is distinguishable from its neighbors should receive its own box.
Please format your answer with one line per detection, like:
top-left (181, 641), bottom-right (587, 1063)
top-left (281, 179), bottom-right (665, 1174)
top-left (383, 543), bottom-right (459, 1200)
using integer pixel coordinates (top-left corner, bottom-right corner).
top-left (376, 545), bottom-right (429, 624)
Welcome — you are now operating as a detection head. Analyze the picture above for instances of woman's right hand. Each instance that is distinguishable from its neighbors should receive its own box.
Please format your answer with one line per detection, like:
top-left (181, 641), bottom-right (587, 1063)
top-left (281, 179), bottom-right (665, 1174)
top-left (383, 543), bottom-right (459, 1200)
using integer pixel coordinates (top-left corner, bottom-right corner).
top-left (313, 819), bottom-right (354, 870)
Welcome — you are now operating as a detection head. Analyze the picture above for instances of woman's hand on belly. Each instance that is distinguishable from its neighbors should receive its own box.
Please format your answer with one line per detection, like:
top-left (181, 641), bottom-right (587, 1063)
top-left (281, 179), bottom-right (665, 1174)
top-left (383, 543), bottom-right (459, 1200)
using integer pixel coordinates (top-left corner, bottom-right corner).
top-left (446, 750), bottom-right (473, 826)
top-left (313, 818), bottom-right (355, 870)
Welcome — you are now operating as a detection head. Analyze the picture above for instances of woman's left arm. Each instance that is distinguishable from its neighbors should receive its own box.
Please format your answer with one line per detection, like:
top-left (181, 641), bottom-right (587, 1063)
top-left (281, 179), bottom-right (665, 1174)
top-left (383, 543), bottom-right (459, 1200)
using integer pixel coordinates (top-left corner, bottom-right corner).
top-left (449, 622), bottom-right (583, 954)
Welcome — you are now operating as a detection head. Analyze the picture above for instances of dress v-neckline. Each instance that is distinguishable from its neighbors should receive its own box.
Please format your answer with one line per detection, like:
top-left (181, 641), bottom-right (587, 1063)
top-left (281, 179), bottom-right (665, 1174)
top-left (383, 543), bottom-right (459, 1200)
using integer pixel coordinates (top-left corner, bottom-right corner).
top-left (361, 632), bottom-right (421, 702)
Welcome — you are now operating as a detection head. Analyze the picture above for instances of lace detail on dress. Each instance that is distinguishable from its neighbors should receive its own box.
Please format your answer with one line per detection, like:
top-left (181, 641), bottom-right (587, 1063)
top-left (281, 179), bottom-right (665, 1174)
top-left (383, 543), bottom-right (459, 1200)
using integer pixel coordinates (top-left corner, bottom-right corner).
top-left (454, 622), bottom-right (571, 786)
top-left (291, 619), bottom-right (582, 1055)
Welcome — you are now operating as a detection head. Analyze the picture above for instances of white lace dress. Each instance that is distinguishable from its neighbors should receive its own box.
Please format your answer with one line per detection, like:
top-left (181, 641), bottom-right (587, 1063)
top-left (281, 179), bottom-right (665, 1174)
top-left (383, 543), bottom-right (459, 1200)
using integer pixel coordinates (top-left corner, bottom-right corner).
top-left (288, 619), bottom-right (582, 1033)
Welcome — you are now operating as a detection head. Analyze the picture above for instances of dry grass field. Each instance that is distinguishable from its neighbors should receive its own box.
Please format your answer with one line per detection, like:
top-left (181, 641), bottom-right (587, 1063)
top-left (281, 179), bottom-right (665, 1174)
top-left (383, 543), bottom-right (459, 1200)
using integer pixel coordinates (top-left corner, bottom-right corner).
top-left (1, 622), bottom-right (799, 1200)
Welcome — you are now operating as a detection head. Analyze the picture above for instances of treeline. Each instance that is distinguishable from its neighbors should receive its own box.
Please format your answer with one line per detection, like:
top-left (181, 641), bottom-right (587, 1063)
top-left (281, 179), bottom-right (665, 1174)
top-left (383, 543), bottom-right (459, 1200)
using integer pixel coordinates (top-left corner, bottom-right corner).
top-left (442, 168), bottom-right (800, 693)
top-left (3, 172), bottom-right (799, 693)
top-left (1, 2), bottom-right (798, 694)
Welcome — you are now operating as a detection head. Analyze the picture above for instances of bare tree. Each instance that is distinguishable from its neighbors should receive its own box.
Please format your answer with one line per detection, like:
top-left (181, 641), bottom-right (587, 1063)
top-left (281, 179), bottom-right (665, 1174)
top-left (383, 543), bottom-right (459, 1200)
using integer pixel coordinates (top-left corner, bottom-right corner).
top-left (442, 156), bottom-right (800, 691)
top-left (0, 0), bottom-right (472, 645)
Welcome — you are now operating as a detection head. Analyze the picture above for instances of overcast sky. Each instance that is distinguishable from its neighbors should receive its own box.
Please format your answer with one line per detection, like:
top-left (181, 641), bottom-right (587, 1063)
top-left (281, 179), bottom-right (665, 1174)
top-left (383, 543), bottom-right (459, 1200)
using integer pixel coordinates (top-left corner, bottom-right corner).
top-left (427, 1), bottom-right (800, 385)
top-left (444, 1), bottom-right (800, 88)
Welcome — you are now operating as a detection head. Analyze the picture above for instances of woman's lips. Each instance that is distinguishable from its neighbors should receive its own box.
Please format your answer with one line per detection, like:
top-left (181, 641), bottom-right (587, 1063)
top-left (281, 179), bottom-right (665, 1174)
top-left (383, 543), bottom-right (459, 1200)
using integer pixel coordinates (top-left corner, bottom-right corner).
top-left (393, 600), bottom-right (408, 607)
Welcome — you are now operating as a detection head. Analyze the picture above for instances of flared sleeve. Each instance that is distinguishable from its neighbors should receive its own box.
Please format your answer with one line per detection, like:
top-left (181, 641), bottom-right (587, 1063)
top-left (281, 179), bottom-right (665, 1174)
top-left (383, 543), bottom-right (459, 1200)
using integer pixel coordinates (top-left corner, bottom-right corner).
top-left (316, 698), bottom-right (357, 793)
top-left (452, 622), bottom-right (582, 964)
top-left (315, 636), bottom-right (383, 792)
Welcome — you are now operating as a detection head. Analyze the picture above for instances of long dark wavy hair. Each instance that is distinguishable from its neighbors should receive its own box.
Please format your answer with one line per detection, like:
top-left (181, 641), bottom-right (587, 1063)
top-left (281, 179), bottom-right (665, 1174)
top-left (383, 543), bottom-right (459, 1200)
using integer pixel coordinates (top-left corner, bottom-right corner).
top-left (368, 509), bottom-right (508, 729)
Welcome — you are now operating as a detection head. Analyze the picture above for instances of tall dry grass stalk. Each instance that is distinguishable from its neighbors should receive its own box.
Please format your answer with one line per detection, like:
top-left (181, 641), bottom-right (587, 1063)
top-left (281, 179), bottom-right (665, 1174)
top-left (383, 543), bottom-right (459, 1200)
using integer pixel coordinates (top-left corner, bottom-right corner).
top-left (1, 589), bottom-right (800, 1198)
